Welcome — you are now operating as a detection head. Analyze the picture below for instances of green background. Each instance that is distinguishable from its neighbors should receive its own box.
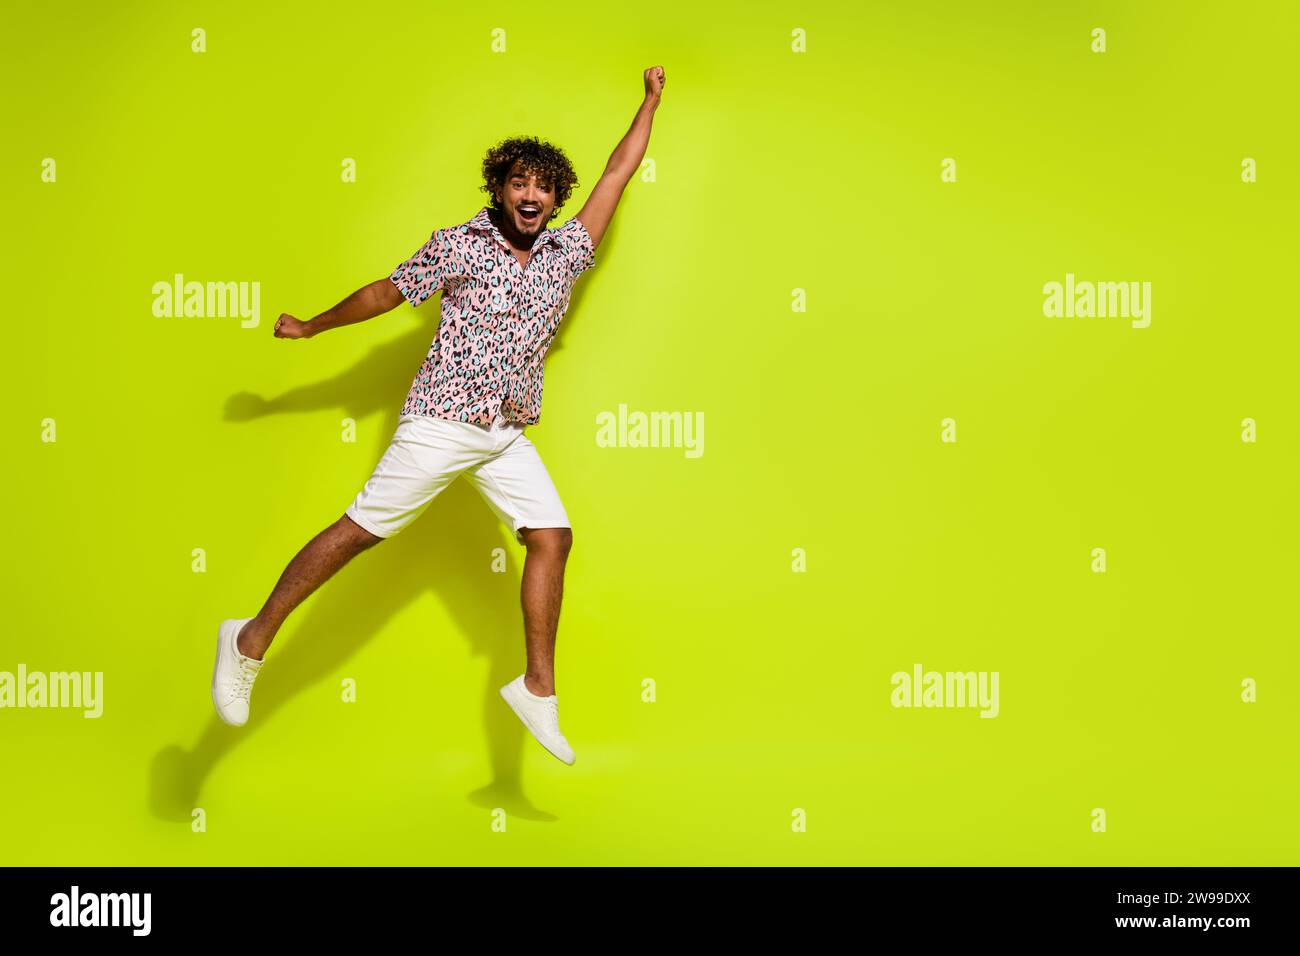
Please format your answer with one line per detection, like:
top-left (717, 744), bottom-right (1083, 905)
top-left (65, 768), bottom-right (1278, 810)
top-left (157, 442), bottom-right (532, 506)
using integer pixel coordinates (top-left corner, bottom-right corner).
top-left (2, 0), bottom-right (1295, 865)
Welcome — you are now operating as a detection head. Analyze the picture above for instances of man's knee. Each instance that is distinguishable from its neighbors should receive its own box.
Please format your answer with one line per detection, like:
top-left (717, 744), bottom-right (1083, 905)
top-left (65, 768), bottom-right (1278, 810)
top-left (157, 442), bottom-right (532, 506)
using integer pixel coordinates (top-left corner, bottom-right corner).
top-left (339, 513), bottom-right (385, 550)
top-left (522, 526), bottom-right (572, 557)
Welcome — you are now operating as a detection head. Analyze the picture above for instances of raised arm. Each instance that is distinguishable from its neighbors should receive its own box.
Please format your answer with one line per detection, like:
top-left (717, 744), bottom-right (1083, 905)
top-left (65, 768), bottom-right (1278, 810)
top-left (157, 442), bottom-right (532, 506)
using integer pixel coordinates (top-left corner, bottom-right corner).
top-left (273, 278), bottom-right (403, 339)
top-left (575, 65), bottom-right (666, 250)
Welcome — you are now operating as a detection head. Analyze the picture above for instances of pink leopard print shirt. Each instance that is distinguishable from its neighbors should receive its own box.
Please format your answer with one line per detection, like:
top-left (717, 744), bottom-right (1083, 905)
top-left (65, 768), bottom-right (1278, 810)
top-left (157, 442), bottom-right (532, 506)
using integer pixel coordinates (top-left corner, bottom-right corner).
top-left (389, 205), bottom-right (596, 426)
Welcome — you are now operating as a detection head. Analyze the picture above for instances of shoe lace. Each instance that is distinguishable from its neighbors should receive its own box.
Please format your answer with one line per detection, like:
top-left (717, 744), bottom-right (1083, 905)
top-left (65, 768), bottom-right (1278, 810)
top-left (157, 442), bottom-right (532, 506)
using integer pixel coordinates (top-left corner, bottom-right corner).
top-left (232, 657), bottom-right (260, 701)
top-left (543, 696), bottom-right (560, 730)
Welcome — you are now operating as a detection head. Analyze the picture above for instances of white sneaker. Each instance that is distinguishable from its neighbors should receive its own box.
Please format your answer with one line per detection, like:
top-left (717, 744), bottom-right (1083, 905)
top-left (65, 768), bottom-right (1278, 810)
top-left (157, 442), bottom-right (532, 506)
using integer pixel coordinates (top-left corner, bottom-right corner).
top-left (211, 618), bottom-right (264, 727)
top-left (499, 675), bottom-right (575, 765)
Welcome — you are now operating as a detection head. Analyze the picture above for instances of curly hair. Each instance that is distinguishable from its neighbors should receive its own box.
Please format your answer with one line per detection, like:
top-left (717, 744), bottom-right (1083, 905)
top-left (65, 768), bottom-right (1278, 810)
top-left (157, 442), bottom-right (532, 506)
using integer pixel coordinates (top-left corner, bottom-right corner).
top-left (480, 135), bottom-right (580, 224)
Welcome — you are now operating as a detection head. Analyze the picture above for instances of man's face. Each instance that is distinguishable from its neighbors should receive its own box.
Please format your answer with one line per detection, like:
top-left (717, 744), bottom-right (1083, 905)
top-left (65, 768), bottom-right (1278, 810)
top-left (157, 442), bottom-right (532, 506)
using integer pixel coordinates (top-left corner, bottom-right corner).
top-left (496, 162), bottom-right (554, 235)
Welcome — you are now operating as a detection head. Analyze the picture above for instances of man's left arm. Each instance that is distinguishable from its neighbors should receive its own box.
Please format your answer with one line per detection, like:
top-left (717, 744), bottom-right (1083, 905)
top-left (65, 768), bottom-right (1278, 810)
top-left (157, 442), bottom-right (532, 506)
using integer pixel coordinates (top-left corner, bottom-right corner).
top-left (575, 65), bottom-right (666, 250)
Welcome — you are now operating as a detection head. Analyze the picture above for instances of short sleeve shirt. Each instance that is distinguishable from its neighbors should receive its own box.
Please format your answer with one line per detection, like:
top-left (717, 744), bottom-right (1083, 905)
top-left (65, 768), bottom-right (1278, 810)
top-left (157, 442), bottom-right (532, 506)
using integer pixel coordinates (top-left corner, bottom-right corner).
top-left (388, 205), bottom-right (596, 426)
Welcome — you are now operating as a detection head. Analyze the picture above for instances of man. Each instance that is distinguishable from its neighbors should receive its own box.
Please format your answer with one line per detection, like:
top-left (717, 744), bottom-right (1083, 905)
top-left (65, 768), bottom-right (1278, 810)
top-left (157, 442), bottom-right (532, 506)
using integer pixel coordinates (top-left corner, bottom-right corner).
top-left (212, 66), bottom-right (666, 766)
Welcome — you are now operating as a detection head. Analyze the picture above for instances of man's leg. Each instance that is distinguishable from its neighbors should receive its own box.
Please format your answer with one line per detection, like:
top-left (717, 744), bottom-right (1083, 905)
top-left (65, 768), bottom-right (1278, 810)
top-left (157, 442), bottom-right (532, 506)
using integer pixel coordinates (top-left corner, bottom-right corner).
top-left (214, 416), bottom-right (483, 727)
top-left (236, 514), bottom-right (383, 660)
top-left (236, 416), bottom-right (485, 662)
top-left (517, 526), bottom-right (573, 697)
top-left (463, 428), bottom-right (578, 763)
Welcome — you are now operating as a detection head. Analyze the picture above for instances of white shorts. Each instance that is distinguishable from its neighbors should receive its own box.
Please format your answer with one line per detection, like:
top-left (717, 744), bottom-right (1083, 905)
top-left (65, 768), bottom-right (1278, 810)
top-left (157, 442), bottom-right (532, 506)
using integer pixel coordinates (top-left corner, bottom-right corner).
top-left (344, 414), bottom-right (571, 546)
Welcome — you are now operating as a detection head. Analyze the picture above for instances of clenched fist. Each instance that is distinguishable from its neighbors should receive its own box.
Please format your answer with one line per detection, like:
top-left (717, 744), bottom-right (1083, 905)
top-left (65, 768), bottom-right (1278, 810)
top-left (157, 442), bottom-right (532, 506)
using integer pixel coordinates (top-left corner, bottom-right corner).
top-left (643, 65), bottom-right (665, 99)
top-left (274, 313), bottom-right (311, 339)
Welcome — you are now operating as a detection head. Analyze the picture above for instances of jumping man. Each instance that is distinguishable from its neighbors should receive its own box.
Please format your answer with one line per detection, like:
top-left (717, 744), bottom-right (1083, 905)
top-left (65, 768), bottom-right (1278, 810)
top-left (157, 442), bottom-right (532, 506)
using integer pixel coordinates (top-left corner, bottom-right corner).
top-left (211, 65), bottom-right (667, 765)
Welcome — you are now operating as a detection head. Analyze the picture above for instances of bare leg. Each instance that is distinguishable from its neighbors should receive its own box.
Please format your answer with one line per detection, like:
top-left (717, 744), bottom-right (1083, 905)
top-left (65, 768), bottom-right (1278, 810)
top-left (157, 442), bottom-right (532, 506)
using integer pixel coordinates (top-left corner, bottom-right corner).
top-left (518, 527), bottom-right (572, 697)
top-left (237, 514), bottom-right (383, 660)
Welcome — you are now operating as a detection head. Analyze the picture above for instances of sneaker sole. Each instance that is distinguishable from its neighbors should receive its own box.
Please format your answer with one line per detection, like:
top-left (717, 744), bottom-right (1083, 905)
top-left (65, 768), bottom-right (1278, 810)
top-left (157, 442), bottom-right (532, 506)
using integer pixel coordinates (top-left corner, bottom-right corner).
top-left (211, 619), bottom-right (250, 727)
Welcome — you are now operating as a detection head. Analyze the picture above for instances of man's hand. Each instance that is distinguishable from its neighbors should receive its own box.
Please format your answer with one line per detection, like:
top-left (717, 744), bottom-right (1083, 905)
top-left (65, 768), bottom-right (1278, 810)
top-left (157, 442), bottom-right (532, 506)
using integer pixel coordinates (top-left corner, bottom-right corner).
top-left (274, 313), bottom-right (312, 339)
top-left (643, 65), bottom-right (665, 99)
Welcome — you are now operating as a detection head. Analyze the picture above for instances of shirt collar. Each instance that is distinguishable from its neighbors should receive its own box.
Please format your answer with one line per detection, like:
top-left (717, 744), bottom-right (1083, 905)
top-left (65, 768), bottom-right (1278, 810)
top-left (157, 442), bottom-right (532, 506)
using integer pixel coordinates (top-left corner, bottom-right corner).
top-left (467, 205), bottom-right (559, 252)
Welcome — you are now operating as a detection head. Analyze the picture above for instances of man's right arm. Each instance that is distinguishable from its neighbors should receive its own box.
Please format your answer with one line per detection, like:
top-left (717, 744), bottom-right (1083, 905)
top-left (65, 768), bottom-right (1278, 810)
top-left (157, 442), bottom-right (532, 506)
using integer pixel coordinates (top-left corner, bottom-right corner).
top-left (273, 277), bottom-right (404, 339)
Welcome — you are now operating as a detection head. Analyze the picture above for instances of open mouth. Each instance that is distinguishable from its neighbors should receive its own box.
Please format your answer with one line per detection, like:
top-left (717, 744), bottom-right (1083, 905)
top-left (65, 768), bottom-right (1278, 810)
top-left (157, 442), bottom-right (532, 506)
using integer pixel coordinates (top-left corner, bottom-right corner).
top-left (517, 205), bottom-right (541, 224)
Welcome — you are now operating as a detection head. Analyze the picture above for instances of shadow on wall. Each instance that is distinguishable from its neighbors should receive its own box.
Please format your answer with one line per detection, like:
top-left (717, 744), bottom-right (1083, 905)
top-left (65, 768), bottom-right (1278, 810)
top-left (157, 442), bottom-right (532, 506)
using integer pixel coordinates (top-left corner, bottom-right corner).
top-left (148, 302), bottom-right (593, 827)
